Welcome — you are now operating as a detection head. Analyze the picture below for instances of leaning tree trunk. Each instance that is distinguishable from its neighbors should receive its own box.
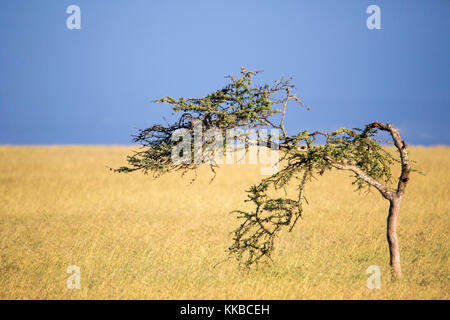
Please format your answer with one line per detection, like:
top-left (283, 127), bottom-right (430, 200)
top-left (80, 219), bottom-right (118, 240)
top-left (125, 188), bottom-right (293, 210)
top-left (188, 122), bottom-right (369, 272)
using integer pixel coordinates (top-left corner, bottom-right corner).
top-left (326, 122), bottom-right (410, 279)
top-left (387, 196), bottom-right (402, 278)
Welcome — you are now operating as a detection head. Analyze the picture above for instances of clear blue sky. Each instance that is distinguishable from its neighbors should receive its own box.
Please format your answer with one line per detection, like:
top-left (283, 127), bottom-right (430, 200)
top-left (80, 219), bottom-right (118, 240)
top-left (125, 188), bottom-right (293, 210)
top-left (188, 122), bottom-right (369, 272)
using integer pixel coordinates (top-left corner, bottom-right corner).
top-left (0, 0), bottom-right (449, 145)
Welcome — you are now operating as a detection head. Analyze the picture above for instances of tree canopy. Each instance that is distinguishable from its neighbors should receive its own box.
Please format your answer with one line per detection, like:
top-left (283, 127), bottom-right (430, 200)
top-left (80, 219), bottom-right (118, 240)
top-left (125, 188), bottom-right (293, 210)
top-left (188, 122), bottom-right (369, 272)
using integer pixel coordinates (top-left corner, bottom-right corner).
top-left (116, 68), bottom-right (412, 276)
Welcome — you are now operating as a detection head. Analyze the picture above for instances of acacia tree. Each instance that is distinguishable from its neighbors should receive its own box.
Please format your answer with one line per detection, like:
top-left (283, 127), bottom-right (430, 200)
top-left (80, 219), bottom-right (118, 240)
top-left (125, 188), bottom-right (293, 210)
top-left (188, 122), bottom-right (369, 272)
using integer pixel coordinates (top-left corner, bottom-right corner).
top-left (116, 68), bottom-right (411, 278)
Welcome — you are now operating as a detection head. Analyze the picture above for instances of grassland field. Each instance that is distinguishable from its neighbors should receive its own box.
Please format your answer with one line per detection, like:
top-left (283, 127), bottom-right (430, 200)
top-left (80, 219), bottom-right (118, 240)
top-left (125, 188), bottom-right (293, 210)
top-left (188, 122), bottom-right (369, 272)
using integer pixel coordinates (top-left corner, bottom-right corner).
top-left (0, 146), bottom-right (448, 299)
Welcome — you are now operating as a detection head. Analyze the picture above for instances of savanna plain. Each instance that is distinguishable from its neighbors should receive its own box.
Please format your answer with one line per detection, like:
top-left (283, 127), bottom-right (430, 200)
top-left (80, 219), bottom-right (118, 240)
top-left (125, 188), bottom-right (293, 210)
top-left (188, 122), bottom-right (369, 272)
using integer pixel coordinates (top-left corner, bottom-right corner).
top-left (0, 146), bottom-right (448, 299)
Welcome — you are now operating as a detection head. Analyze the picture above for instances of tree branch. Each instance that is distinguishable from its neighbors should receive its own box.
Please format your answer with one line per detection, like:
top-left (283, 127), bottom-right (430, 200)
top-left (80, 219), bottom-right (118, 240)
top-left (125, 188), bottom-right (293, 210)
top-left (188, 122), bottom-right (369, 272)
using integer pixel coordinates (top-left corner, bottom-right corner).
top-left (324, 157), bottom-right (394, 201)
top-left (365, 122), bottom-right (410, 197)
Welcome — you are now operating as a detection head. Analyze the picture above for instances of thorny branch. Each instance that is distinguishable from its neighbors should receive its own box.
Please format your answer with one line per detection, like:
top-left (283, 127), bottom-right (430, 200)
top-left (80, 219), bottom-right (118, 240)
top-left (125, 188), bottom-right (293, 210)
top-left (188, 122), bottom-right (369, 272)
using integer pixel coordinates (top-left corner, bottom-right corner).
top-left (116, 69), bottom-right (413, 269)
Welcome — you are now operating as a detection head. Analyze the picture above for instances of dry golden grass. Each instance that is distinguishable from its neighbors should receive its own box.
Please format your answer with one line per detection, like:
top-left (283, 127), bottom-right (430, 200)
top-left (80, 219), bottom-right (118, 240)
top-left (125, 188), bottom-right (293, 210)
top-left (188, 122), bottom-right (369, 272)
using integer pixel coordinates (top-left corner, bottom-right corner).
top-left (0, 145), bottom-right (448, 299)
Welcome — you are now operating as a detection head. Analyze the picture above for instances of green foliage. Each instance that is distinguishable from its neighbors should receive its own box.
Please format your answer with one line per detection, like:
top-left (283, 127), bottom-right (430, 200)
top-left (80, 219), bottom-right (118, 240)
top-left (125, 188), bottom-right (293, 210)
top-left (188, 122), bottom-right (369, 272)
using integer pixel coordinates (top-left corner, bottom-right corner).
top-left (155, 71), bottom-right (279, 130)
top-left (229, 126), bottom-right (399, 266)
top-left (117, 69), bottom-right (409, 268)
top-left (114, 69), bottom-right (306, 177)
